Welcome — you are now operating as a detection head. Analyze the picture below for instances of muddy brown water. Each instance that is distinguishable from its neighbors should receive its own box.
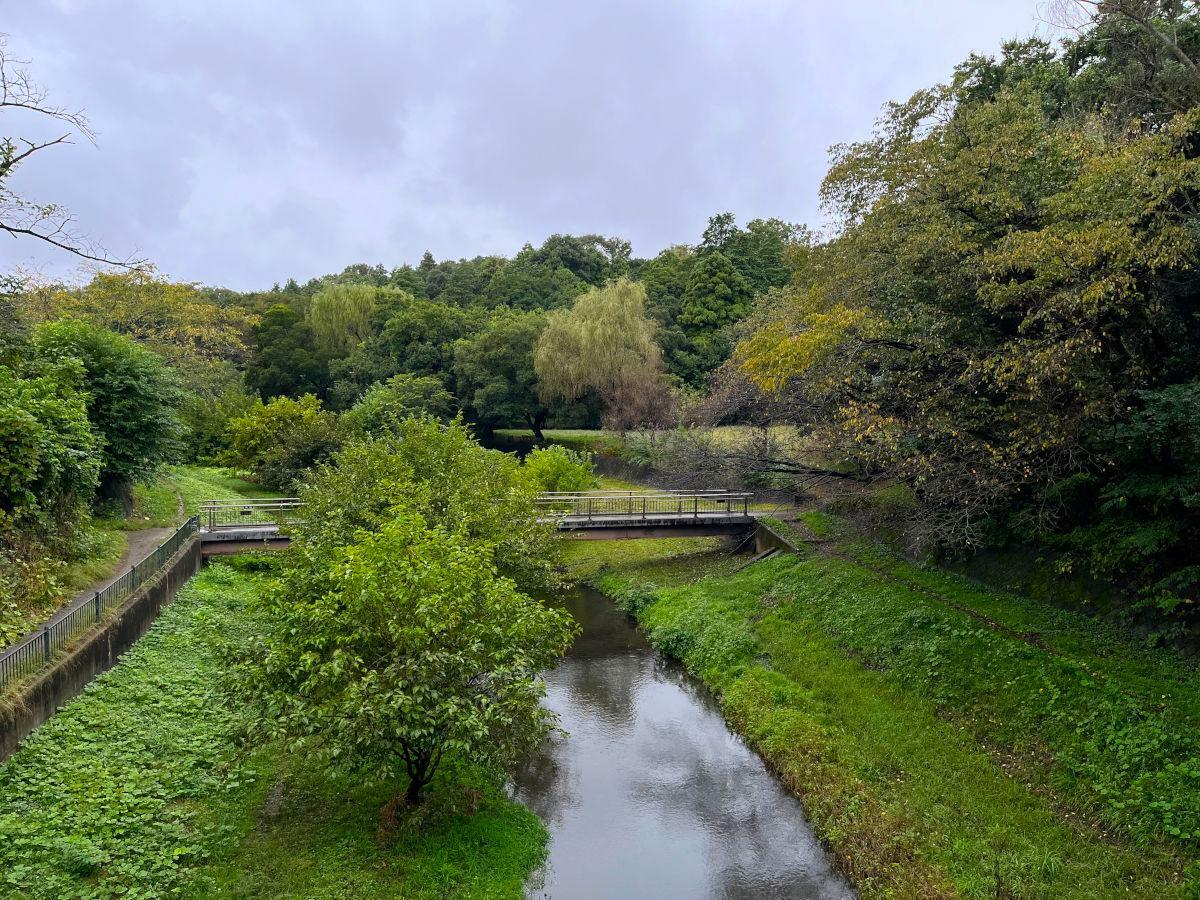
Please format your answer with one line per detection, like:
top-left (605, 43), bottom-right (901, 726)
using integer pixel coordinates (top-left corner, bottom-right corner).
top-left (513, 585), bottom-right (854, 899)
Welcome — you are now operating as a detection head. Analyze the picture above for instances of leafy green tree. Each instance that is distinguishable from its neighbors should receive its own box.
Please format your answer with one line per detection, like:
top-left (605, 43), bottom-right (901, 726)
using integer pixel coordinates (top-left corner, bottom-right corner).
top-left (245, 305), bottom-right (331, 400)
top-left (33, 320), bottom-right (183, 510)
top-left (639, 245), bottom-right (695, 327)
top-left (454, 310), bottom-right (549, 439)
top-left (241, 510), bottom-right (575, 807)
top-left (534, 278), bottom-right (663, 407)
top-left (293, 418), bottom-right (562, 595)
top-left (386, 264), bottom-right (429, 298)
top-left (428, 256), bottom-right (506, 306)
top-left (341, 374), bottom-right (456, 435)
top-left (482, 251), bottom-right (587, 310)
top-left (182, 381), bottom-right (258, 463)
top-left (698, 213), bottom-right (798, 296)
top-left (306, 283), bottom-right (377, 356)
top-left (1055, 381), bottom-right (1200, 630)
top-left (225, 394), bottom-right (342, 492)
top-left (374, 297), bottom-right (478, 382)
top-left (530, 234), bottom-right (630, 285)
top-left (0, 360), bottom-right (99, 533)
top-left (679, 250), bottom-right (753, 333)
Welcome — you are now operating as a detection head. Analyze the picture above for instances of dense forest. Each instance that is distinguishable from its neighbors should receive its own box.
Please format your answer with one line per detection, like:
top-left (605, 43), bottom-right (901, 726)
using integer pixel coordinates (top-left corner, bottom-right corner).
top-left (4, 1), bottom-right (1200, 642)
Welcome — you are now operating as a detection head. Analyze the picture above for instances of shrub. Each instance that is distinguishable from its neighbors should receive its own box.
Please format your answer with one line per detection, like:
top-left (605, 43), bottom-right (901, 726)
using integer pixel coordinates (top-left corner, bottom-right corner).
top-left (522, 445), bottom-right (597, 492)
top-left (224, 394), bottom-right (342, 492)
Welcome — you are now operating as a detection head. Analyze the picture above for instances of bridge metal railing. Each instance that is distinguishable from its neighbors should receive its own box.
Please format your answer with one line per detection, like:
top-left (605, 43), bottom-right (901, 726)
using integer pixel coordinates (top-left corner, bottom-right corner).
top-left (535, 491), bottom-right (753, 520)
top-left (195, 492), bottom-right (753, 532)
top-left (0, 516), bottom-right (200, 692)
top-left (199, 498), bottom-right (302, 529)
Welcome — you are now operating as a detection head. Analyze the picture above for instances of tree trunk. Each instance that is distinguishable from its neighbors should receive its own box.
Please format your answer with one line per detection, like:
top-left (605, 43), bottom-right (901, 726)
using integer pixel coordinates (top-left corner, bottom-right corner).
top-left (98, 474), bottom-right (134, 517)
top-left (405, 771), bottom-right (428, 806)
top-left (525, 409), bottom-right (547, 446)
top-left (402, 747), bottom-right (434, 807)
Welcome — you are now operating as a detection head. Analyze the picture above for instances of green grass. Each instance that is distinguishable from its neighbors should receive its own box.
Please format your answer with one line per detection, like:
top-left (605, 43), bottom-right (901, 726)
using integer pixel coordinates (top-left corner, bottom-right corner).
top-left (0, 561), bottom-right (546, 899)
top-left (171, 465), bottom-right (280, 515)
top-left (494, 427), bottom-right (624, 455)
top-left (205, 754), bottom-right (546, 899)
top-left (571, 540), bottom-right (1199, 898)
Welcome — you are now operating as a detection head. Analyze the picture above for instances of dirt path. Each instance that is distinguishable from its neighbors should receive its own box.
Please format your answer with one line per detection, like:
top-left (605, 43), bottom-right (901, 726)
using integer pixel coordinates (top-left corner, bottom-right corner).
top-left (46, 483), bottom-right (186, 632)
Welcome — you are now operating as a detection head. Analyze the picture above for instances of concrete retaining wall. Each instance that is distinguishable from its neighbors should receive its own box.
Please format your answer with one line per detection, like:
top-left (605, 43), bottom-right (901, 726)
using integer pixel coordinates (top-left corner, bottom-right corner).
top-left (0, 536), bottom-right (202, 762)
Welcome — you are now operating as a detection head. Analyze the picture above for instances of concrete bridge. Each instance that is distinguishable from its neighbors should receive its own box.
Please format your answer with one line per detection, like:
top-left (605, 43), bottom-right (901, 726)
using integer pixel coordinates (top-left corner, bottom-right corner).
top-left (199, 491), bottom-right (759, 555)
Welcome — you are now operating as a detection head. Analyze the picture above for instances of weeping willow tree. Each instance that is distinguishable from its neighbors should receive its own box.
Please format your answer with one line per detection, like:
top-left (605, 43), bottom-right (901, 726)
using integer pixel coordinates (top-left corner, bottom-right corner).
top-left (306, 283), bottom-right (377, 356)
top-left (533, 278), bottom-right (663, 410)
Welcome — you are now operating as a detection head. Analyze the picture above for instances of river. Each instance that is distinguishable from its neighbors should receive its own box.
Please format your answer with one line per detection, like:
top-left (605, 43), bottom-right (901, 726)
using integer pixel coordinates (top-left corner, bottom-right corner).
top-left (512, 584), bottom-right (854, 899)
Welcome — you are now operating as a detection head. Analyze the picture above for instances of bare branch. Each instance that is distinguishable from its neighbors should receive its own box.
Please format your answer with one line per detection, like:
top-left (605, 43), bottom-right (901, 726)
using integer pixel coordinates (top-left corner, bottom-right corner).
top-left (0, 34), bottom-right (139, 269)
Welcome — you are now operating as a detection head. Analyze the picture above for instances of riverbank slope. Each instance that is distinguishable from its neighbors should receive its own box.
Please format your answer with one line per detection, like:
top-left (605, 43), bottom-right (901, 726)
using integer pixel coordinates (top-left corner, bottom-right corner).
top-left (564, 536), bottom-right (1200, 898)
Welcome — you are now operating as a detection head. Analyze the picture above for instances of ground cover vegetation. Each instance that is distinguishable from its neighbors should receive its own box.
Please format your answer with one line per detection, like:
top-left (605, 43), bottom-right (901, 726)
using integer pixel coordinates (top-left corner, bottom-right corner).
top-left (568, 534), bottom-right (1200, 897)
top-left (0, 560), bottom-right (552, 898)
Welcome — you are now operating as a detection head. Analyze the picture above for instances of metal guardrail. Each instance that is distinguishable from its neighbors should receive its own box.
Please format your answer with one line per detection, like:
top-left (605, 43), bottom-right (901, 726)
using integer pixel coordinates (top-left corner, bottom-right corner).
top-left (534, 491), bottom-right (753, 520)
top-left (199, 499), bottom-right (302, 529)
top-left (0, 516), bottom-right (200, 692)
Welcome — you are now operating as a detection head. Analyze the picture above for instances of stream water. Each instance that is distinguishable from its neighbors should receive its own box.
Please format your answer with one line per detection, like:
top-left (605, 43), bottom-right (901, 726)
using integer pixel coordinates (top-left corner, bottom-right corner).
top-left (512, 585), bottom-right (854, 899)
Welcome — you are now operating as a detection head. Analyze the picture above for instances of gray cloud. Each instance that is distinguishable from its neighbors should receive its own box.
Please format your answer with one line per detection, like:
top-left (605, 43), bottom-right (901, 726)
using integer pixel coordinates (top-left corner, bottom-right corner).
top-left (2, 0), bottom-right (1046, 289)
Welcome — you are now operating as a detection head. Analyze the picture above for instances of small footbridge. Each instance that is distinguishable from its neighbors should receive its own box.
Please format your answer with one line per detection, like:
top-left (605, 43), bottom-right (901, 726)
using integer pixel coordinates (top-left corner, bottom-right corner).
top-left (534, 490), bottom-right (756, 539)
top-left (199, 490), bottom-right (758, 555)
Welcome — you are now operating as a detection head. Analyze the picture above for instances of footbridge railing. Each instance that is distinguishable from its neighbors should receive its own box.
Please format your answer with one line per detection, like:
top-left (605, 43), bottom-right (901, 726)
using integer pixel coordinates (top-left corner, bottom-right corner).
top-left (534, 490), bottom-right (753, 521)
top-left (200, 498), bottom-right (302, 529)
top-left (0, 516), bottom-right (200, 691)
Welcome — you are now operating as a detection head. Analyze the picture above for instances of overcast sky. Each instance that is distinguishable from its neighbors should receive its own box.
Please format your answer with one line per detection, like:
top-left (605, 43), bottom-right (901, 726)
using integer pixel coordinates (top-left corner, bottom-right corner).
top-left (2, 1), bottom-right (1049, 290)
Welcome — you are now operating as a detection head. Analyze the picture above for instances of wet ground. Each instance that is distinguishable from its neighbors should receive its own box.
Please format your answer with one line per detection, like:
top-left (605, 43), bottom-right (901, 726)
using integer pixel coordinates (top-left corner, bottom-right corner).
top-left (513, 585), bottom-right (853, 899)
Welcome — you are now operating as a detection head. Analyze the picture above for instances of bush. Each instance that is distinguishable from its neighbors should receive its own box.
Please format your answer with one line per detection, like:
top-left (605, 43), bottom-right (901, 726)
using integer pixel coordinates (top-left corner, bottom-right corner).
top-left (0, 360), bottom-right (103, 637)
top-left (0, 361), bottom-right (99, 535)
top-left (224, 394), bottom-right (342, 492)
top-left (522, 445), bottom-right (597, 492)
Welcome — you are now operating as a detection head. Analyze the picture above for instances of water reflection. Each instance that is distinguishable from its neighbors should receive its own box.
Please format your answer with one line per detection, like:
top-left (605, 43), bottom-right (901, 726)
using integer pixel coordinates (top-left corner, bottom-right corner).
top-left (513, 586), bottom-right (854, 900)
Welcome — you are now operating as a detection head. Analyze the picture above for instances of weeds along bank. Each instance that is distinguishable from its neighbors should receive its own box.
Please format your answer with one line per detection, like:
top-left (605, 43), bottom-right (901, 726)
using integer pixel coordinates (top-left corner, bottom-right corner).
top-left (0, 560), bottom-right (548, 899)
top-left (563, 537), bottom-right (1200, 898)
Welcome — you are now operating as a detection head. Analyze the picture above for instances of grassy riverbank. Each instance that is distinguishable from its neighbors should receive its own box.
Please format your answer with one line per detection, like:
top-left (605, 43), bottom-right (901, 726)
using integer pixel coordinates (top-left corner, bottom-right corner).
top-left (0, 561), bottom-right (547, 898)
top-left (564, 537), bottom-right (1200, 898)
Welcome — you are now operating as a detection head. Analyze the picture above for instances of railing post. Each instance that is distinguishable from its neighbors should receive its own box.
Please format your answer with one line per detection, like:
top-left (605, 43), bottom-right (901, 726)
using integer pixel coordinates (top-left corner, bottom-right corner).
top-left (587, 498), bottom-right (593, 520)
top-left (642, 497), bottom-right (646, 520)
top-left (41, 626), bottom-right (50, 662)
top-left (94, 591), bottom-right (101, 623)
top-left (693, 496), bottom-right (699, 518)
